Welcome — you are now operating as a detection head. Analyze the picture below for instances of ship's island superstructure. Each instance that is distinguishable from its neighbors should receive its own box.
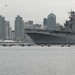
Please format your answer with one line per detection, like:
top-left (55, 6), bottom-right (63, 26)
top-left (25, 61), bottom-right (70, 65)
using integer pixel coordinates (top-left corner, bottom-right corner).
top-left (25, 11), bottom-right (75, 45)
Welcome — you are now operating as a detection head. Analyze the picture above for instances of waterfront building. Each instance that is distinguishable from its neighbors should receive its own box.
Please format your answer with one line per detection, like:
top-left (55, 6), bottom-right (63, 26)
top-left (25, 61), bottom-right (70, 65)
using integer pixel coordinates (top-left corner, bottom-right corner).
top-left (15, 15), bottom-right (24, 41)
top-left (34, 24), bottom-right (42, 30)
top-left (24, 21), bottom-right (34, 30)
top-left (28, 21), bottom-right (33, 25)
top-left (43, 18), bottom-right (48, 30)
top-left (5, 21), bottom-right (12, 40)
top-left (0, 15), bottom-right (6, 40)
top-left (47, 13), bottom-right (56, 30)
top-left (11, 30), bottom-right (15, 40)
top-left (56, 23), bottom-right (62, 31)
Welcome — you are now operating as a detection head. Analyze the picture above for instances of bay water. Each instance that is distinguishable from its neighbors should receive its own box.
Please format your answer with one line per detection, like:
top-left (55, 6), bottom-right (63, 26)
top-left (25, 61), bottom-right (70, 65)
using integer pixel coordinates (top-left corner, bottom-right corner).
top-left (0, 46), bottom-right (75, 75)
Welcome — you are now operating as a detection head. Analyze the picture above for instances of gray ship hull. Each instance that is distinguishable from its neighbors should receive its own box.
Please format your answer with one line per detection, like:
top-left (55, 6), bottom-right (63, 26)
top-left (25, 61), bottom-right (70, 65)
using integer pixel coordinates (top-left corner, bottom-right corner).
top-left (25, 30), bottom-right (75, 44)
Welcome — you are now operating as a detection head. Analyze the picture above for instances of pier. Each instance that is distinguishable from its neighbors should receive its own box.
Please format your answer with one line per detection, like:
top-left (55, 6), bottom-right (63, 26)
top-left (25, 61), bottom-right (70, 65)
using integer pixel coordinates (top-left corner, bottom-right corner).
top-left (0, 42), bottom-right (34, 46)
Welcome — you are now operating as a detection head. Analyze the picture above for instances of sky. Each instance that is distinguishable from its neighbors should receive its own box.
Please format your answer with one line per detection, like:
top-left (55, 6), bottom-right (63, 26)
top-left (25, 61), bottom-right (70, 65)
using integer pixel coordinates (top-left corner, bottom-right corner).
top-left (0, 0), bottom-right (75, 29)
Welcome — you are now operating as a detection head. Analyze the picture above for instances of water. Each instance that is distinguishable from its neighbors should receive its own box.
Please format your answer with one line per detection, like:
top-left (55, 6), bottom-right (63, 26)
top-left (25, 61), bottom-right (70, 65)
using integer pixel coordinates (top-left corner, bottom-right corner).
top-left (0, 46), bottom-right (75, 75)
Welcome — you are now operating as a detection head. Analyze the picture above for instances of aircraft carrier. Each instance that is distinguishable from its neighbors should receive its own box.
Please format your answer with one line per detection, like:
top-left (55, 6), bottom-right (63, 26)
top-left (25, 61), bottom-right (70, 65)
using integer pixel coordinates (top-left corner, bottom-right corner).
top-left (25, 11), bottom-right (75, 45)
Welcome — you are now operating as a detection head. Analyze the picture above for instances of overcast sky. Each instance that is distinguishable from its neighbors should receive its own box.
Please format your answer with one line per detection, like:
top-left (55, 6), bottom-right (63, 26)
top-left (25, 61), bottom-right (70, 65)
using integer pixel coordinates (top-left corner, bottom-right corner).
top-left (0, 0), bottom-right (75, 29)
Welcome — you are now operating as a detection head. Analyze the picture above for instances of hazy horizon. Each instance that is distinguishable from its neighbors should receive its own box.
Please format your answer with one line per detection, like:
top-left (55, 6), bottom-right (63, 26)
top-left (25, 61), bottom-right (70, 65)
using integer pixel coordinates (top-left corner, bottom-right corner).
top-left (0, 0), bottom-right (75, 29)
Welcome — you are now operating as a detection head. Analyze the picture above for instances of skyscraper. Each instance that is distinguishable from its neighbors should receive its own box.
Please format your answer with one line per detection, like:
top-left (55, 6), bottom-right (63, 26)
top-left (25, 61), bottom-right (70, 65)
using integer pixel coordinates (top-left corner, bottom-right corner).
top-left (47, 13), bottom-right (56, 30)
top-left (0, 15), bottom-right (6, 40)
top-left (43, 18), bottom-right (48, 29)
top-left (15, 15), bottom-right (24, 41)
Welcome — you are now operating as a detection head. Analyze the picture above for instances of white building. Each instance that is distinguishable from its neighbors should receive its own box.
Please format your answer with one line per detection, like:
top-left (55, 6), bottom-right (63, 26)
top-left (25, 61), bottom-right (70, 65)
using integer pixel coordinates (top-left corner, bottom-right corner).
top-left (24, 21), bottom-right (34, 30)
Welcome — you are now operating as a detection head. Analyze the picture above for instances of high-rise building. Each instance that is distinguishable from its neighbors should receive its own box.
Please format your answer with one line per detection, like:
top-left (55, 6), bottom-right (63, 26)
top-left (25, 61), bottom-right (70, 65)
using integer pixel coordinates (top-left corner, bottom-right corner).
top-left (15, 15), bottom-right (24, 41)
top-left (11, 30), bottom-right (15, 40)
top-left (5, 21), bottom-right (12, 40)
top-left (8, 27), bottom-right (12, 40)
top-left (0, 15), bottom-right (6, 40)
top-left (43, 18), bottom-right (48, 29)
top-left (47, 13), bottom-right (56, 30)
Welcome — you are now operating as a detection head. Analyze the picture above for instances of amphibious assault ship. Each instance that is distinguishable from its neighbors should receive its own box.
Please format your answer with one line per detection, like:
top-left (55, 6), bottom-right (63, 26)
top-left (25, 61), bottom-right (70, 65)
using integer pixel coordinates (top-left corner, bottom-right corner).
top-left (25, 11), bottom-right (75, 45)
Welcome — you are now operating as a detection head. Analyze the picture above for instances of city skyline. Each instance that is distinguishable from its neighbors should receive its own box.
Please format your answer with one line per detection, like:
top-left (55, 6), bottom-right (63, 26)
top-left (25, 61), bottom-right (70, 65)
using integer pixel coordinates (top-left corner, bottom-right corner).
top-left (0, 10), bottom-right (75, 42)
top-left (0, 0), bottom-right (75, 29)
